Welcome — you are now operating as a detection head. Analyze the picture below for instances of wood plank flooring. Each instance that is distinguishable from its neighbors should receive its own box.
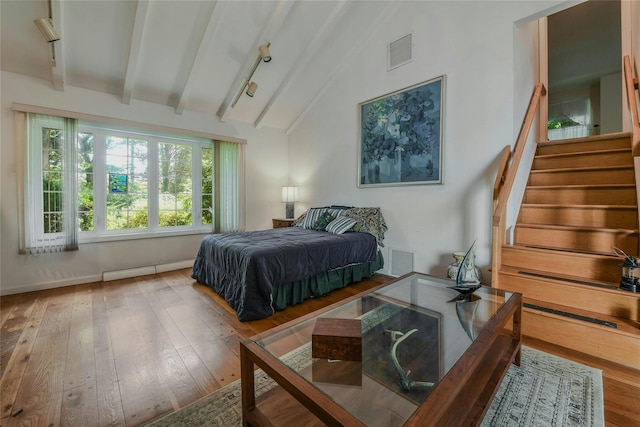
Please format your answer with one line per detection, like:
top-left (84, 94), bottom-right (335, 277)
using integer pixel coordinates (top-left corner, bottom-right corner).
top-left (1, 269), bottom-right (638, 426)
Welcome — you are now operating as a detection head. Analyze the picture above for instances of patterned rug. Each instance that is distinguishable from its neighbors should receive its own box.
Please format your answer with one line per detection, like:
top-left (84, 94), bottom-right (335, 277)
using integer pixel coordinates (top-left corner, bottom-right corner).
top-left (147, 345), bottom-right (603, 427)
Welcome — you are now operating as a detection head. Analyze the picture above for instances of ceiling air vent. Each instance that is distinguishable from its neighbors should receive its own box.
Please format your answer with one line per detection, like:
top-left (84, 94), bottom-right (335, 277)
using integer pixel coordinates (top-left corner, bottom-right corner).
top-left (388, 33), bottom-right (412, 71)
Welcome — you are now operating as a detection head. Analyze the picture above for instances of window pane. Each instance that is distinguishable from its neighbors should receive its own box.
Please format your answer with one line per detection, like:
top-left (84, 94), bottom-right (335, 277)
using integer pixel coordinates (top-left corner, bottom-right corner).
top-left (78, 132), bottom-right (94, 231)
top-left (42, 129), bottom-right (63, 234)
top-left (202, 147), bottom-right (213, 226)
top-left (106, 137), bottom-right (148, 230)
top-left (43, 212), bottom-right (63, 233)
top-left (158, 142), bottom-right (192, 227)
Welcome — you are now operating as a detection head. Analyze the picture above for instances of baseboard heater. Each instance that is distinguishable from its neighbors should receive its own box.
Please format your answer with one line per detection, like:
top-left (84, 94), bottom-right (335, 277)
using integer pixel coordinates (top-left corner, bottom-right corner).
top-left (102, 259), bottom-right (194, 282)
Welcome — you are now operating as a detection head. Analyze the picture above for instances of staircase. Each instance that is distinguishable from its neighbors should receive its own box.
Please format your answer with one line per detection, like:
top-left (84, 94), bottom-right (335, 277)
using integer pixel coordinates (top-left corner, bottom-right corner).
top-left (495, 132), bottom-right (640, 369)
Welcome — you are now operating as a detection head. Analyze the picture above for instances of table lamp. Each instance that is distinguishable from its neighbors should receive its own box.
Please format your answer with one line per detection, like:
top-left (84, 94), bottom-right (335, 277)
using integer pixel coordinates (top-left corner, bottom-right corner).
top-left (281, 186), bottom-right (298, 219)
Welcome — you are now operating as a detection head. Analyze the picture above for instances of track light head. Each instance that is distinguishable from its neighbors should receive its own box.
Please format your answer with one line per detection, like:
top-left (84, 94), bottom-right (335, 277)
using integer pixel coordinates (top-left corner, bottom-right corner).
top-left (259, 44), bottom-right (271, 62)
top-left (34, 17), bottom-right (60, 42)
top-left (246, 82), bottom-right (258, 97)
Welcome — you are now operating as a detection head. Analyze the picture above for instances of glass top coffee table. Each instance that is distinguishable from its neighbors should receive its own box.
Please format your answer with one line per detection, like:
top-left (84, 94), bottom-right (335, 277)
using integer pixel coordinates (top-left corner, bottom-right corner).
top-left (240, 272), bottom-right (522, 427)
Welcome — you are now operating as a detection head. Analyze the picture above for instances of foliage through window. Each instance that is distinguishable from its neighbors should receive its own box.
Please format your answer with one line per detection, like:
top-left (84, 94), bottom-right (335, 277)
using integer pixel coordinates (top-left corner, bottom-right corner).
top-left (23, 113), bottom-right (240, 251)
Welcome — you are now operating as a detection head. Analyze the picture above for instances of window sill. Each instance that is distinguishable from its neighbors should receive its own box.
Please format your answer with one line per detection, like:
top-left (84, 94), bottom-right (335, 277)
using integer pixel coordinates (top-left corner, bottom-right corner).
top-left (79, 227), bottom-right (212, 244)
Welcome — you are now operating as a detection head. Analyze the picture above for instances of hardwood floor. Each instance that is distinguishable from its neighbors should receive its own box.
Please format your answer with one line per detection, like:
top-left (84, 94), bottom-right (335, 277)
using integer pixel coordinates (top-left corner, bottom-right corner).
top-left (1, 269), bottom-right (638, 426)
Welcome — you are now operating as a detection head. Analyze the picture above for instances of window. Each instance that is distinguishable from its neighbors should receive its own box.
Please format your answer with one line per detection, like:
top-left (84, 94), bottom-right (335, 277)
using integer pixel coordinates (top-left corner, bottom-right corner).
top-left (22, 113), bottom-right (242, 252)
top-left (23, 114), bottom-right (78, 253)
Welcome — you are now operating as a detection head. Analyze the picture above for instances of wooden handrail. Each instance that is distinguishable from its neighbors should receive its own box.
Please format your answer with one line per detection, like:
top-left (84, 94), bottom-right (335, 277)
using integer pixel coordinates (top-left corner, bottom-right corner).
top-left (623, 55), bottom-right (640, 156)
top-left (492, 83), bottom-right (546, 227)
top-left (491, 83), bottom-right (546, 285)
top-left (493, 145), bottom-right (512, 206)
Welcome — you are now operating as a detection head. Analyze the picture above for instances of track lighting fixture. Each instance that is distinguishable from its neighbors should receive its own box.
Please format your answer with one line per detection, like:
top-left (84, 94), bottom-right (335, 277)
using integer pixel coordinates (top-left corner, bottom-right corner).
top-left (231, 43), bottom-right (272, 108)
top-left (259, 44), bottom-right (271, 62)
top-left (246, 82), bottom-right (258, 97)
top-left (34, 17), bottom-right (60, 42)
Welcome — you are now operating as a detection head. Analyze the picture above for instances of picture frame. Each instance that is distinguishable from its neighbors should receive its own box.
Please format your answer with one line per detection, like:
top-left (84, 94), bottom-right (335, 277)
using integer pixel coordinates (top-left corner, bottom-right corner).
top-left (358, 75), bottom-right (445, 187)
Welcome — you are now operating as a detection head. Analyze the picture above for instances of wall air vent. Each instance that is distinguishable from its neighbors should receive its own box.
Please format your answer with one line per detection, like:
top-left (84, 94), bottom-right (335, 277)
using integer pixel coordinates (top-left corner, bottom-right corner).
top-left (390, 248), bottom-right (414, 277)
top-left (388, 33), bottom-right (412, 71)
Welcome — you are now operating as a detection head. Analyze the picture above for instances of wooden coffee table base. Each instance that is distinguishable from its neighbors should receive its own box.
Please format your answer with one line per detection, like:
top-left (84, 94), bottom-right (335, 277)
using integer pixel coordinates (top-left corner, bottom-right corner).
top-left (240, 277), bottom-right (522, 427)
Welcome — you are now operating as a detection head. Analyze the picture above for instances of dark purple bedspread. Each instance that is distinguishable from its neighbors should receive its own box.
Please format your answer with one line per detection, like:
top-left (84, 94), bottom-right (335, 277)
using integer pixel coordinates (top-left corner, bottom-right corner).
top-left (191, 227), bottom-right (378, 321)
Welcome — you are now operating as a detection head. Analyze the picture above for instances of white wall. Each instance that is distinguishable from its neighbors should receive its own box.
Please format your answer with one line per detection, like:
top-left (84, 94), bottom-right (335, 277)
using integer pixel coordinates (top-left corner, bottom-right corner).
top-left (288, 1), bottom-right (565, 281)
top-left (1, 71), bottom-right (289, 294)
top-left (600, 72), bottom-right (623, 134)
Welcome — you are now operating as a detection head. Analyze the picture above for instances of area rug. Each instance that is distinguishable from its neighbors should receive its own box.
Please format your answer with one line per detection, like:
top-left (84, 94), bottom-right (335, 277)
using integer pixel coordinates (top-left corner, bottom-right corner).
top-left (147, 345), bottom-right (603, 427)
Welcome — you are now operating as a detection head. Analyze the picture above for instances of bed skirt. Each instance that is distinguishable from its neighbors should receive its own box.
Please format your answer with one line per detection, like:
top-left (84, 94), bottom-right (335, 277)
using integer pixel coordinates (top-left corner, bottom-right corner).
top-left (272, 250), bottom-right (384, 311)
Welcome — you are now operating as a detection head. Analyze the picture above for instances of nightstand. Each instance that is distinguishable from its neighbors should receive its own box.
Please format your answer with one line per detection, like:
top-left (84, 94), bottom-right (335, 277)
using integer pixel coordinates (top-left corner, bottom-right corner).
top-left (272, 218), bottom-right (294, 228)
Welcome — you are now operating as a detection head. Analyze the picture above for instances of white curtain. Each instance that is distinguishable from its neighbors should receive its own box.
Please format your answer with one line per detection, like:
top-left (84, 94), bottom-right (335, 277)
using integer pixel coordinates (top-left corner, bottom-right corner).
top-left (21, 113), bottom-right (79, 254)
top-left (218, 141), bottom-right (245, 233)
top-left (63, 118), bottom-right (79, 251)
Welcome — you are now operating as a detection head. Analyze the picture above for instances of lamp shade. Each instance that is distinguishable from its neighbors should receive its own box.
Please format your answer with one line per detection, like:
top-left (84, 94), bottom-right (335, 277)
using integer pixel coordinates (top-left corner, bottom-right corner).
top-left (281, 186), bottom-right (298, 203)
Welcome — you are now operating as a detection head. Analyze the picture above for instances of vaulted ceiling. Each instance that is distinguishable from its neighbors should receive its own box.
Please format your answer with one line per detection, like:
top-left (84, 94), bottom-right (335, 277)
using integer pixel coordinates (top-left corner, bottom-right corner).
top-left (1, 0), bottom-right (397, 132)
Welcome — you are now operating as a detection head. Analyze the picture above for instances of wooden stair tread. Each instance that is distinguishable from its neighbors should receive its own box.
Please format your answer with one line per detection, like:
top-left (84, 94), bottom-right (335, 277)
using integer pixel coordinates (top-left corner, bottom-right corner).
top-left (508, 242), bottom-right (620, 257)
top-left (530, 165), bottom-right (634, 174)
top-left (537, 131), bottom-right (632, 146)
top-left (499, 265), bottom-right (628, 294)
top-left (534, 147), bottom-right (631, 159)
top-left (515, 223), bottom-right (638, 234)
top-left (527, 183), bottom-right (635, 189)
top-left (521, 203), bottom-right (638, 210)
top-left (503, 243), bottom-right (619, 259)
top-left (523, 297), bottom-right (640, 336)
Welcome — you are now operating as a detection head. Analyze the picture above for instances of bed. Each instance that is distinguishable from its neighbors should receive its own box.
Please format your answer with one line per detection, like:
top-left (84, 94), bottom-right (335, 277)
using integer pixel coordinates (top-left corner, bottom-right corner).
top-left (191, 207), bottom-right (387, 321)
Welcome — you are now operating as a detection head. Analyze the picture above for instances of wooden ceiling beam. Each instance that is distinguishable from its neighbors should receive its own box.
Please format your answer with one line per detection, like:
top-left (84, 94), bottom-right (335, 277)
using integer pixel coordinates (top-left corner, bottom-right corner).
top-left (121, 0), bottom-right (149, 105)
top-left (175, 1), bottom-right (227, 115)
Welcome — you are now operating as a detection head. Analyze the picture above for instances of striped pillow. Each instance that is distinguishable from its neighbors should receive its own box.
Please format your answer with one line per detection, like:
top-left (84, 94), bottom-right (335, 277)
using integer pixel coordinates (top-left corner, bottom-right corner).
top-left (303, 208), bottom-right (346, 229)
top-left (302, 208), bottom-right (328, 229)
top-left (326, 217), bottom-right (357, 234)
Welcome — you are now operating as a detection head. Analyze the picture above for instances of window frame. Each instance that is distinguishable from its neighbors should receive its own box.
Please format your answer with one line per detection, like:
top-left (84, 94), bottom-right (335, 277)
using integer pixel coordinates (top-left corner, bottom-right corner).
top-left (25, 114), bottom-right (66, 249)
top-left (78, 121), bottom-right (214, 243)
top-left (17, 102), bottom-right (247, 255)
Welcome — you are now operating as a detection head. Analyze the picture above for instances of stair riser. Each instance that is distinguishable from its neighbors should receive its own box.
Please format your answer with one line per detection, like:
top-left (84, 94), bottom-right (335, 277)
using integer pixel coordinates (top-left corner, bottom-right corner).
top-left (514, 227), bottom-right (638, 255)
top-left (519, 206), bottom-right (638, 229)
top-left (529, 168), bottom-right (635, 186)
top-left (536, 138), bottom-right (630, 155)
top-left (524, 187), bottom-right (636, 205)
top-left (496, 272), bottom-right (639, 321)
top-left (501, 247), bottom-right (621, 282)
top-left (522, 309), bottom-right (640, 370)
top-left (533, 152), bottom-right (632, 170)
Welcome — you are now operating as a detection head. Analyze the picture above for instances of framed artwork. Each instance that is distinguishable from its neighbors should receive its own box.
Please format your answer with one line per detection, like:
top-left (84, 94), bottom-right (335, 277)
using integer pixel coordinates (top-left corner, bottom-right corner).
top-left (358, 75), bottom-right (445, 187)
